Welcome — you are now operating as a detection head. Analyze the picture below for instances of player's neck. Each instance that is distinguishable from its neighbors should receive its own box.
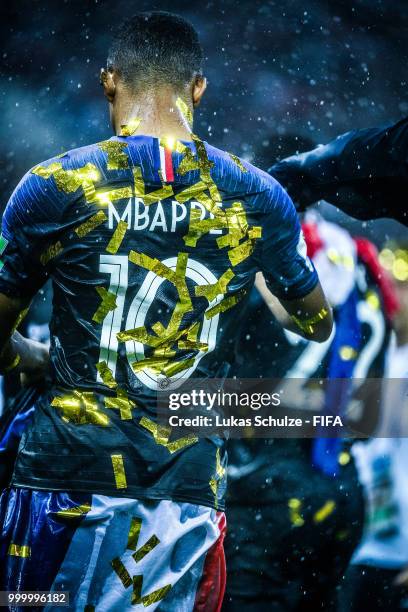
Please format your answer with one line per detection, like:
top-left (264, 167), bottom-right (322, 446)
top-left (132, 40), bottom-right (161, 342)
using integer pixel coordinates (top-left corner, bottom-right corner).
top-left (112, 87), bottom-right (194, 141)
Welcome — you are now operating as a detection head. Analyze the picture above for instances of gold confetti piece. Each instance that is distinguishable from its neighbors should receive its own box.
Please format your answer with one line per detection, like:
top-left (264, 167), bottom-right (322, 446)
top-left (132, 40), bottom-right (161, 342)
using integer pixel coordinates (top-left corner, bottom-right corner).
top-left (40, 241), bottom-right (63, 265)
top-left (132, 575), bottom-right (172, 607)
top-left (33, 162), bottom-right (100, 203)
top-left (205, 290), bottom-right (246, 320)
top-left (106, 220), bottom-right (128, 254)
top-left (133, 535), bottom-right (160, 563)
top-left (111, 454), bottom-right (127, 489)
top-left (291, 307), bottom-right (329, 335)
top-left (228, 237), bottom-right (257, 266)
top-left (120, 117), bottom-right (142, 137)
top-left (95, 186), bottom-right (133, 207)
top-left (98, 141), bottom-right (129, 170)
top-left (140, 416), bottom-right (198, 453)
top-left (55, 504), bottom-right (91, 519)
top-left (183, 208), bottom-right (226, 247)
top-left (75, 211), bottom-right (108, 238)
top-left (288, 498), bottom-right (305, 527)
top-left (127, 517), bottom-right (142, 551)
top-left (175, 181), bottom-right (208, 205)
top-left (326, 248), bottom-right (354, 270)
top-left (105, 388), bottom-right (134, 420)
top-left (92, 287), bottom-right (117, 324)
top-left (111, 557), bottom-right (132, 588)
top-left (366, 290), bottom-right (380, 310)
top-left (96, 361), bottom-right (117, 388)
top-left (195, 269), bottom-right (235, 302)
top-left (133, 166), bottom-right (173, 205)
top-left (338, 451), bottom-right (351, 466)
top-left (51, 391), bottom-right (109, 426)
top-left (175, 142), bottom-right (200, 175)
top-left (313, 500), bottom-right (336, 524)
top-left (176, 97), bottom-right (193, 128)
top-left (209, 448), bottom-right (226, 509)
top-left (216, 203), bottom-right (248, 249)
top-left (11, 308), bottom-right (29, 334)
top-left (84, 606), bottom-right (95, 612)
top-left (228, 152), bottom-right (247, 173)
top-left (339, 345), bottom-right (358, 361)
top-left (8, 543), bottom-right (31, 557)
top-left (161, 357), bottom-right (196, 377)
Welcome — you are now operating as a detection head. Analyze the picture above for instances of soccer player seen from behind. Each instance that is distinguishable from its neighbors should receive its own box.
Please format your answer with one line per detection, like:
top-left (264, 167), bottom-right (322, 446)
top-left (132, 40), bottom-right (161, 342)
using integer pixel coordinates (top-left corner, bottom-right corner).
top-left (0, 11), bottom-right (332, 611)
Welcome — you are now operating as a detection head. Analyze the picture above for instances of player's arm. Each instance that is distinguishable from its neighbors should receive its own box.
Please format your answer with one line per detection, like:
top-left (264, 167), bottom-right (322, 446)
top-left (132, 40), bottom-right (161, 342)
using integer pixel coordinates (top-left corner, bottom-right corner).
top-left (255, 272), bottom-right (332, 342)
top-left (254, 179), bottom-right (333, 343)
top-left (0, 169), bottom-right (55, 380)
top-left (0, 294), bottom-right (49, 378)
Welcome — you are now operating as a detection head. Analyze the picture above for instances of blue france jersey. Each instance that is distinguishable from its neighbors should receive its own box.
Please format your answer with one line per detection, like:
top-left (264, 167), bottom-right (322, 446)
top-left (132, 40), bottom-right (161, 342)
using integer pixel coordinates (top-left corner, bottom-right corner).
top-left (0, 133), bottom-right (317, 506)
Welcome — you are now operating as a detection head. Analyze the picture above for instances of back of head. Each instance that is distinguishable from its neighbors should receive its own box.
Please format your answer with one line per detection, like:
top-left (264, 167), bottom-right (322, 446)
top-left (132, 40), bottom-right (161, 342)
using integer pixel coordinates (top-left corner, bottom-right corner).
top-left (107, 11), bottom-right (203, 93)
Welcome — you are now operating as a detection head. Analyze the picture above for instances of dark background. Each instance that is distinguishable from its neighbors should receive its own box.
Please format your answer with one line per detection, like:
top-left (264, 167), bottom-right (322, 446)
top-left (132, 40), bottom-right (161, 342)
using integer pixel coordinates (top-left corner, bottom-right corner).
top-left (0, 0), bottom-right (407, 240)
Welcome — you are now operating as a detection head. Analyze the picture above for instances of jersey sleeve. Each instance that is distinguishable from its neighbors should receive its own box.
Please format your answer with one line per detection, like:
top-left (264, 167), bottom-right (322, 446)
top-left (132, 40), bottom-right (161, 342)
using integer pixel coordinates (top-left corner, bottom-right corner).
top-left (254, 179), bottom-right (318, 300)
top-left (0, 168), bottom-right (63, 300)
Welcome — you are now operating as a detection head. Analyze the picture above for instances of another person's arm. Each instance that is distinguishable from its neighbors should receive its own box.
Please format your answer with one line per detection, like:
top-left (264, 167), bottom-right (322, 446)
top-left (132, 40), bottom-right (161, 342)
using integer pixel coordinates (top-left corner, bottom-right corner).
top-left (255, 178), bottom-right (333, 343)
top-left (255, 272), bottom-right (332, 342)
top-left (0, 293), bottom-right (49, 379)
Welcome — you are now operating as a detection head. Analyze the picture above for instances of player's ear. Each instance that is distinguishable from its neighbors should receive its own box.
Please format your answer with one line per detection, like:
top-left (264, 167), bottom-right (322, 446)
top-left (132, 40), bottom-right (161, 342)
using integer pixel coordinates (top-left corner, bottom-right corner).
top-left (192, 75), bottom-right (207, 108)
top-left (100, 68), bottom-right (116, 103)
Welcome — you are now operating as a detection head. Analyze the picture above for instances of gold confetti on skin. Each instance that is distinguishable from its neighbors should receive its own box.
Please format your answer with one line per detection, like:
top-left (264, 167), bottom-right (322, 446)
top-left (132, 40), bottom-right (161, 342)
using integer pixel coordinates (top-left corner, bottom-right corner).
top-left (96, 361), bottom-right (117, 388)
top-left (8, 543), bottom-right (31, 557)
top-left (291, 308), bottom-right (329, 336)
top-left (339, 346), bottom-right (358, 361)
top-left (40, 241), bottom-right (63, 265)
top-left (176, 97), bottom-right (193, 128)
top-left (205, 290), bottom-right (247, 320)
top-left (105, 388), bottom-right (134, 420)
top-left (98, 141), bottom-right (129, 170)
top-left (120, 117), bottom-right (142, 136)
top-left (195, 269), bottom-right (235, 302)
top-left (140, 416), bottom-right (198, 453)
top-left (95, 186), bottom-right (133, 208)
top-left (111, 454), bottom-right (127, 489)
top-left (111, 557), bottom-right (132, 588)
top-left (228, 152), bottom-right (248, 173)
top-left (55, 504), bottom-right (91, 519)
top-left (132, 575), bottom-right (172, 607)
top-left (75, 211), bottom-right (108, 238)
top-left (313, 500), bottom-right (336, 524)
top-left (51, 391), bottom-right (109, 426)
top-left (92, 287), bottom-right (117, 324)
top-left (32, 162), bottom-right (100, 203)
top-left (106, 220), bottom-right (128, 254)
top-left (288, 498), bottom-right (305, 527)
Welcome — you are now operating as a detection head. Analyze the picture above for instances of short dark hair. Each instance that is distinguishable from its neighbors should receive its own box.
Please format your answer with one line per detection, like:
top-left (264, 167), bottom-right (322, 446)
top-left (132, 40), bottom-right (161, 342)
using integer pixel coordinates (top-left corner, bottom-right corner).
top-left (107, 11), bottom-right (203, 91)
